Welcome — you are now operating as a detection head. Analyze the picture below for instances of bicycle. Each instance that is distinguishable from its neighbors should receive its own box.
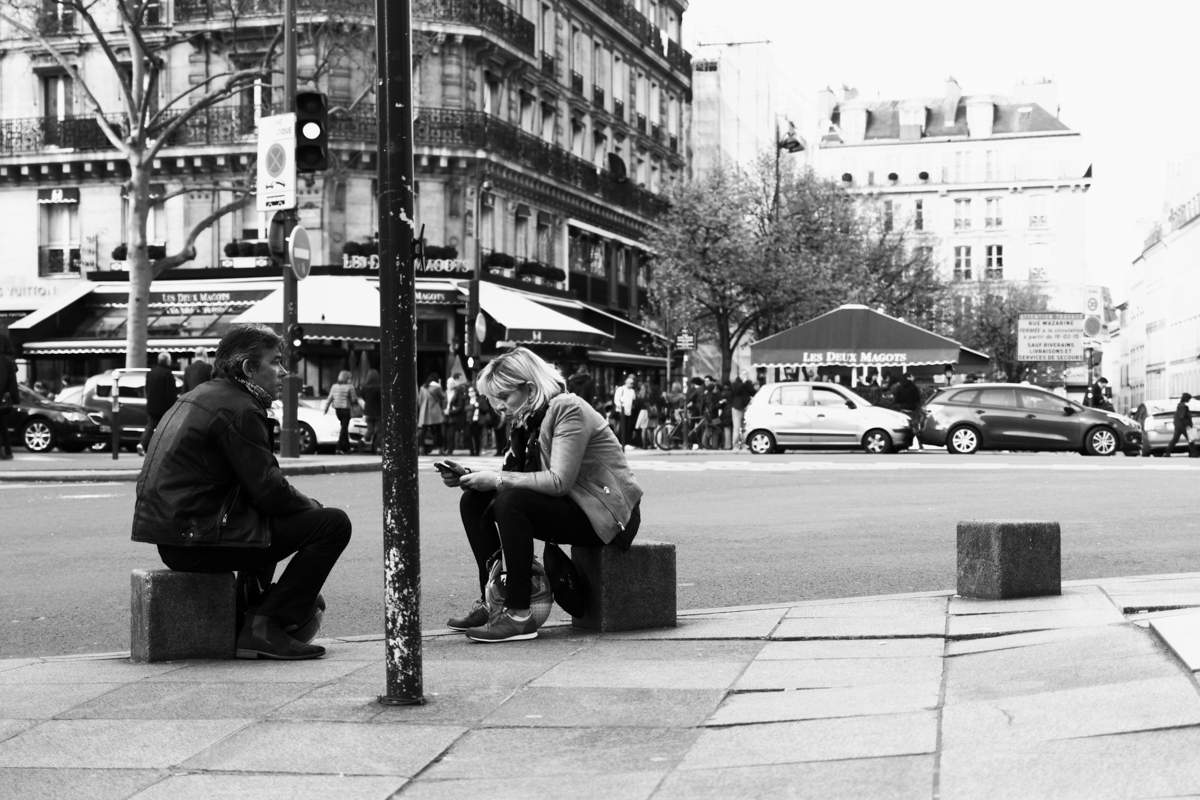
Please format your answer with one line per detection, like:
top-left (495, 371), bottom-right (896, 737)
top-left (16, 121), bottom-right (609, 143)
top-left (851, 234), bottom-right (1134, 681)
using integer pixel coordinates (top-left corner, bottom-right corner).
top-left (654, 412), bottom-right (717, 450)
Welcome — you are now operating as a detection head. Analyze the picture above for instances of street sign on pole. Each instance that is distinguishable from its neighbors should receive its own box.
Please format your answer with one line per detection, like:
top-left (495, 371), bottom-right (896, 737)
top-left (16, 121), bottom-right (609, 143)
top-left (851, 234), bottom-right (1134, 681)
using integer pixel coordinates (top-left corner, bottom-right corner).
top-left (1017, 313), bottom-right (1084, 362)
top-left (256, 113), bottom-right (297, 212)
top-left (288, 226), bottom-right (311, 280)
top-left (674, 329), bottom-right (696, 351)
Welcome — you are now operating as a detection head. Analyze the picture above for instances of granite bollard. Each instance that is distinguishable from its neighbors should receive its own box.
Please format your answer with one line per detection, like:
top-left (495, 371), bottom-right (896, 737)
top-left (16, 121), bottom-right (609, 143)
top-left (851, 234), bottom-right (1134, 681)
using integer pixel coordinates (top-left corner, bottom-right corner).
top-left (957, 520), bottom-right (1061, 600)
top-left (131, 569), bottom-right (236, 662)
top-left (571, 540), bottom-right (676, 632)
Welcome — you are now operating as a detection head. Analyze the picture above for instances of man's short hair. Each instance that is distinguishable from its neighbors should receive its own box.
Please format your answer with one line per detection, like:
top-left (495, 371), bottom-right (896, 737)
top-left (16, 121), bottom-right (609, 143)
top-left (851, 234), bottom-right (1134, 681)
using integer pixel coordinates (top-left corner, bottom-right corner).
top-left (214, 324), bottom-right (282, 379)
top-left (157, 351), bottom-right (172, 366)
top-left (193, 347), bottom-right (208, 360)
top-left (1098, 377), bottom-right (1109, 385)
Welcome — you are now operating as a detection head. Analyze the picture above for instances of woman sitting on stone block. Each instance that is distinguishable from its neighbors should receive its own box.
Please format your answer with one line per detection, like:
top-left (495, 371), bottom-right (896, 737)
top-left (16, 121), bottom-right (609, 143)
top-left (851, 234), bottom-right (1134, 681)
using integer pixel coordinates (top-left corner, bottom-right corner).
top-left (437, 347), bottom-right (643, 643)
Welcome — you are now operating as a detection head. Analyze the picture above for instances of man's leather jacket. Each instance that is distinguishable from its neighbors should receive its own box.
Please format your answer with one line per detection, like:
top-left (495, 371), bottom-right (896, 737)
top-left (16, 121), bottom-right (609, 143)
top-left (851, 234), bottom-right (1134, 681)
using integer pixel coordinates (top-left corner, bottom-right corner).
top-left (132, 376), bottom-right (317, 548)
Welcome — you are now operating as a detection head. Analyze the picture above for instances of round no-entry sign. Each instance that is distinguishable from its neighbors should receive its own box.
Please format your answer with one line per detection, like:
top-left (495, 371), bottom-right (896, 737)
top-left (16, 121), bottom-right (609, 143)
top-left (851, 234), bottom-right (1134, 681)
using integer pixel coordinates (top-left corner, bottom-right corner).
top-left (288, 226), bottom-right (311, 280)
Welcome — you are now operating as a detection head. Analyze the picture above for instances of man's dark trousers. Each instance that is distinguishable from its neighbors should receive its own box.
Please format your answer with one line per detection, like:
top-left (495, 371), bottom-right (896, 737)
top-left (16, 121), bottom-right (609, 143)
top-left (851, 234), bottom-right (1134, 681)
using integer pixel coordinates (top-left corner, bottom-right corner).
top-left (157, 507), bottom-right (352, 625)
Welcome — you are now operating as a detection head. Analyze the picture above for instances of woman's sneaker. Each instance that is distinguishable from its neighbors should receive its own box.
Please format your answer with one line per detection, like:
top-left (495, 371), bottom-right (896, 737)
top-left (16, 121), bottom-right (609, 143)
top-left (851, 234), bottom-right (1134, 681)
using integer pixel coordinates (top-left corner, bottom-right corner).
top-left (466, 607), bottom-right (538, 642)
top-left (447, 599), bottom-right (488, 631)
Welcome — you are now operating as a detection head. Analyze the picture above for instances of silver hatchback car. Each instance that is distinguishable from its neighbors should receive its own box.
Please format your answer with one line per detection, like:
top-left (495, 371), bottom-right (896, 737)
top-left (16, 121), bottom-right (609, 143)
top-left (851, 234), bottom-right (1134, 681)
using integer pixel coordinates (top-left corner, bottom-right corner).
top-left (743, 382), bottom-right (914, 454)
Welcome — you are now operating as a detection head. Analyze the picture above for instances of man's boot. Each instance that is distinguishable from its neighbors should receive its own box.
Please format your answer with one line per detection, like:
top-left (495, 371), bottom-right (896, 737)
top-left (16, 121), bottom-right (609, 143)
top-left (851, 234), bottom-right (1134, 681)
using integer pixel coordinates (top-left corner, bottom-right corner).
top-left (236, 611), bottom-right (325, 660)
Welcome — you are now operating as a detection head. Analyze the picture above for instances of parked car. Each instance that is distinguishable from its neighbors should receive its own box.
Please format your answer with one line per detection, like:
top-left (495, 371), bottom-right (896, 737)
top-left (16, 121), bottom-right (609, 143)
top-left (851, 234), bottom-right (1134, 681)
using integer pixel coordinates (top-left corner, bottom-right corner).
top-left (54, 384), bottom-right (86, 406)
top-left (920, 383), bottom-right (1142, 456)
top-left (267, 398), bottom-right (362, 454)
top-left (77, 369), bottom-right (185, 450)
top-left (742, 381), bottom-right (914, 455)
top-left (5, 384), bottom-right (110, 453)
top-left (1134, 398), bottom-right (1200, 456)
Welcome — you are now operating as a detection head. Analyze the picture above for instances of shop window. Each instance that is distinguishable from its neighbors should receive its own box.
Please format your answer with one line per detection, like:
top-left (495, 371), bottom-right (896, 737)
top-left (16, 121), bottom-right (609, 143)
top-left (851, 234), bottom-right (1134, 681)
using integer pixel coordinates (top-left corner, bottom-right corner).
top-left (418, 319), bottom-right (447, 345)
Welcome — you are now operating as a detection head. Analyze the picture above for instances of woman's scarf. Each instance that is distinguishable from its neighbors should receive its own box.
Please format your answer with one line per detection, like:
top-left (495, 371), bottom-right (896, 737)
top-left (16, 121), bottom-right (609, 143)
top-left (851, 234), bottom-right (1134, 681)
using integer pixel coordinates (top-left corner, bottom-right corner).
top-left (503, 403), bottom-right (548, 474)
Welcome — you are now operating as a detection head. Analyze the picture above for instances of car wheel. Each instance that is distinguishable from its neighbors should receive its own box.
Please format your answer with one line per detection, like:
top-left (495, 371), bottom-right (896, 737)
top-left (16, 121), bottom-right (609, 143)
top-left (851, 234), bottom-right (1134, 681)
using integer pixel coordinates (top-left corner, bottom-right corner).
top-left (22, 418), bottom-right (56, 453)
top-left (299, 423), bottom-right (318, 455)
top-left (947, 425), bottom-right (980, 455)
top-left (747, 430), bottom-right (776, 455)
top-left (1085, 427), bottom-right (1119, 457)
top-left (862, 429), bottom-right (893, 454)
top-left (91, 442), bottom-right (110, 452)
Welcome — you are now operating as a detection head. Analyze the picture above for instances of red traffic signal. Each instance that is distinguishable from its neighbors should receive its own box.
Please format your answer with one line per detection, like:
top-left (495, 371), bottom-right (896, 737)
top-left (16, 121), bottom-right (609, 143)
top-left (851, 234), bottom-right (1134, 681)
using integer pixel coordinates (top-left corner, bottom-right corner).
top-left (295, 91), bottom-right (329, 173)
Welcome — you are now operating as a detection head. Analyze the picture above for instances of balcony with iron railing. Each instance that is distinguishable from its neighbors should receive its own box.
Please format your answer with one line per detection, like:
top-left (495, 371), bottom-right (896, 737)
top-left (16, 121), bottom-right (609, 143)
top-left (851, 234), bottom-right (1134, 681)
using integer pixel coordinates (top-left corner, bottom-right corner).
top-left (176, 0), bottom-right (373, 20)
top-left (669, 133), bottom-right (677, 153)
top-left (593, 0), bottom-right (663, 56)
top-left (650, 122), bottom-right (661, 143)
top-left (412, 0), bottom-right (537, 56)
top-left (666, 39), bottom-right (692, 75)
top-left (413, 107), bottom-right (667, 218)
top-left (613, 99), bottom-right (625, 122)
top-left (0, 104), bottom-right (377, 156)
top-left (570, 71), bottom-right (585, 96)
top-left (592, 86), bottom-right (605, 111)
top-left (540, 51), bottom-right (557, 79)
top-left (635, 113), bottom-right (646, 134)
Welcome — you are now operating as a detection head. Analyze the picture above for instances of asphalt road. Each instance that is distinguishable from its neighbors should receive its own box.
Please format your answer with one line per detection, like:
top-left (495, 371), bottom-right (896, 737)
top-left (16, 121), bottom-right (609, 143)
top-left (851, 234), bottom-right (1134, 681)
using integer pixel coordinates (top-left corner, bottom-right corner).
top-left (4, 451), bottom-right (1200, 658)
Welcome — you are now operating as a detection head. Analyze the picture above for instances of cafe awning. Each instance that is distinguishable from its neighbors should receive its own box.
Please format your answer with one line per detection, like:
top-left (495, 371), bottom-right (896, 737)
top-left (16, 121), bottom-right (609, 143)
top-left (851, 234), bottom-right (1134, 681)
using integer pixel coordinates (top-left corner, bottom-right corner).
top-left (232, 275), bottom-right (382, 341)
top-left (751, 304), bottom-right (989, 369)
top-left (478, 281), bottom-right (611, 348)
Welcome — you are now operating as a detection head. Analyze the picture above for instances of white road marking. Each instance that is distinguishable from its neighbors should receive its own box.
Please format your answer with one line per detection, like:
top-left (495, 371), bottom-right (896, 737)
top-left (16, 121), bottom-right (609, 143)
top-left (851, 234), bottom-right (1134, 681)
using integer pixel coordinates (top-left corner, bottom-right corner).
top-left (59, 494), bottom-right (120, 499)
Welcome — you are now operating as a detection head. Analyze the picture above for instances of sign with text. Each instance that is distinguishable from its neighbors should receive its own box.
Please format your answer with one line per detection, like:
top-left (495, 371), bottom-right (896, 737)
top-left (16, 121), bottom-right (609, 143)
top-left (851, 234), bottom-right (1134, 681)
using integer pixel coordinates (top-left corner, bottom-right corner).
top-left (674, 330), bottom-right (696, 351)
top-left (1018, 313), bottom-right (1084, 361)
top-left (256, 113), bottom-right (296, 212)
top-left (800, 351), bottom-right (910, 365)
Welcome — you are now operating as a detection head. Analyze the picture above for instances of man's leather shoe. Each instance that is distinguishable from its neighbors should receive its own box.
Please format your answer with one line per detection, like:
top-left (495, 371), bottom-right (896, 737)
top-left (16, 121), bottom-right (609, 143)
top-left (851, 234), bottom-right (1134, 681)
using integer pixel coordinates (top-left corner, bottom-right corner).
top-left (236, 612), bottom-right (325, 660)
top-left (283, 593), bottom-right (326, 644)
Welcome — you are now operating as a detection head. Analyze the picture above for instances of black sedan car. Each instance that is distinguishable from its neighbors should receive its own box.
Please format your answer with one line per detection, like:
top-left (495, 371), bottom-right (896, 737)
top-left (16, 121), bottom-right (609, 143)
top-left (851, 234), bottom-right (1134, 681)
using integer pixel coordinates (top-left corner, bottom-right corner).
top-left (920, 383), bottom-right (1142, 456)
top-left (6, 385), bottom-right (111, 453)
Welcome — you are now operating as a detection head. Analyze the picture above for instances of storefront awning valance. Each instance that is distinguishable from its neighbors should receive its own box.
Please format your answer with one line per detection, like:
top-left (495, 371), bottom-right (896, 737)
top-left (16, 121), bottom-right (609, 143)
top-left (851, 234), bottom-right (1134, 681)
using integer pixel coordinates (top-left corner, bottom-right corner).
top-left (232, 275), bottom-right (382, 341)
top-left (479, 282), bottom-right (611, 348)
top-left (751, 304), bottom-right (988, 369)
top-left (37, 188), bottom-right (79, 204)
top-left (22, 337), bottom-right (222, 355)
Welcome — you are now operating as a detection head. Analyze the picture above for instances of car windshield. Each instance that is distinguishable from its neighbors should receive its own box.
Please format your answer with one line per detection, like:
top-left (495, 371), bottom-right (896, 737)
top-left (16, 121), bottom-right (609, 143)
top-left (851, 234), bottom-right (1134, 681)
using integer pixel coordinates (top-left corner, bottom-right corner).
top-left (19, 386), bottom-right (49, 404)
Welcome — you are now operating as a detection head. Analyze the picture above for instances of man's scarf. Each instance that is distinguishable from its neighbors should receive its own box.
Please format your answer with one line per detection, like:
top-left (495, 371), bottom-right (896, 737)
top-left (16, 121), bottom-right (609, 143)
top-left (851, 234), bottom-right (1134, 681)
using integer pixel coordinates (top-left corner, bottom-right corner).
top-left (231, 375), bottom-right (274, 411)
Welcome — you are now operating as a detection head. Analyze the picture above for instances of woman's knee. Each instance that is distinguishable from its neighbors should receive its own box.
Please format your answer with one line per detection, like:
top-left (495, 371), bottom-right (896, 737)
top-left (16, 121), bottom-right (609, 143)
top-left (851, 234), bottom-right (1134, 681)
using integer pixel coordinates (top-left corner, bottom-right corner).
top-left (491, 487), bottom-right (540, 520)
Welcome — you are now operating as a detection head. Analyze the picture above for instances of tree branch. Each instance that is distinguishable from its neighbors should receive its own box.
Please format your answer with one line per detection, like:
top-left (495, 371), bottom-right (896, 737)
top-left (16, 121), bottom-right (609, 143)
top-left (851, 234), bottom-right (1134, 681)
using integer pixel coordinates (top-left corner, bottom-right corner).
top-left (152, 191), bottom-right (253, 278)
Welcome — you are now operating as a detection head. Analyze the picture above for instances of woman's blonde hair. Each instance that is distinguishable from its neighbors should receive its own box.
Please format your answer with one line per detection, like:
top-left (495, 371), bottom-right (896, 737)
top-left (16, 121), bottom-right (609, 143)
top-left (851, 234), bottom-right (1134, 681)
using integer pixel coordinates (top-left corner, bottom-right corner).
top-left (337, 370), bottom-right (351, 383)
top-left (476, 347), bottom-right (565, 421)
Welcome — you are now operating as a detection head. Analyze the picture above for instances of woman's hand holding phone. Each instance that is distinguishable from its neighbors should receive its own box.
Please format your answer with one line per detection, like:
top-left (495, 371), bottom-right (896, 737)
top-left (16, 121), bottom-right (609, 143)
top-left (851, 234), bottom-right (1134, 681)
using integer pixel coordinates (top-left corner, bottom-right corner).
top-left (434, 459), bottom-right (469, 487)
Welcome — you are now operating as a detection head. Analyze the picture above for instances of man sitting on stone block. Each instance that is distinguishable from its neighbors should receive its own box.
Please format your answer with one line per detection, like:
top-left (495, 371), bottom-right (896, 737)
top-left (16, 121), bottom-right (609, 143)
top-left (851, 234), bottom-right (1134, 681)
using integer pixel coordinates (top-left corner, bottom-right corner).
top-left (131, 323), bottom-right (352, 660)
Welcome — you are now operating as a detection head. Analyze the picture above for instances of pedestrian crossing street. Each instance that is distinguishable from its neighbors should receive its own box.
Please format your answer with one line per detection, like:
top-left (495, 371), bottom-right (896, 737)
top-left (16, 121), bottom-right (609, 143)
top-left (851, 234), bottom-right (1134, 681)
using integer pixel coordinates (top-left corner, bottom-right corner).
top-left (420, 454), bottom-right (1200, 473)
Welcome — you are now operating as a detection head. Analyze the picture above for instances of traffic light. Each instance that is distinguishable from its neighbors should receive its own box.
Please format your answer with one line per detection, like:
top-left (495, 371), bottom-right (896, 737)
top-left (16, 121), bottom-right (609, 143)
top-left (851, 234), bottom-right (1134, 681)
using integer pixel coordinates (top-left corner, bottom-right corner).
top-left (295, 92), bottom-right (329, 172)
top-left (287, 323), bottom-right (305, 365)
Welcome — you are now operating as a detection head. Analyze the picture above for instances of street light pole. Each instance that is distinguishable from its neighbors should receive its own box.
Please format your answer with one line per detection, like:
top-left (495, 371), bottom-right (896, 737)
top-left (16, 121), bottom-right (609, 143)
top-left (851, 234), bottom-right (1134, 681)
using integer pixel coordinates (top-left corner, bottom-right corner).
top-left (279, 0), bottom-right (301, 458)
top-left (376, 0), bottom-right (423, 706)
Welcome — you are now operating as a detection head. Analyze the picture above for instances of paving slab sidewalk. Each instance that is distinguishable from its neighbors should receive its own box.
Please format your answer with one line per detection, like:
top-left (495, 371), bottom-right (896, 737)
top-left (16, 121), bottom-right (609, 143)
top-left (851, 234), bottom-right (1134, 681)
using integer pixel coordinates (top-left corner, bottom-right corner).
top-left (5, 573), bottom-right (1200, 799)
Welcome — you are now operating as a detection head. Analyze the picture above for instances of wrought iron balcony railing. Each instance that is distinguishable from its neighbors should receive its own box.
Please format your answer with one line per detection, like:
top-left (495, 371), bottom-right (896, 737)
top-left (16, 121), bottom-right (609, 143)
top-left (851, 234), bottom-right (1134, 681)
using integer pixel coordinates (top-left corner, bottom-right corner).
top-left (592, 86), bottom-right (605, 111)
top-left (650, 122), bottom-right (661, 142)
top-left (635, 113), bottom-right (646, 134)
top-left (540, 51), bottom-right (556, 79)
top-left (570, 71), bottom-right (585, 96)
top-left (413, 107), bottom-right (667, 217)
top-left (613, 99), bottom-right (624, 122)
top-left (666, 39), bottom-right (692, 74)
top-left (176, 0), bottom-right (373, 20)
top-left (669, 133), bottom-right (677, 152)
top-left (413, 0), bottom-right (536, 56)
top-left (594, 0), bottom-right (662, 55)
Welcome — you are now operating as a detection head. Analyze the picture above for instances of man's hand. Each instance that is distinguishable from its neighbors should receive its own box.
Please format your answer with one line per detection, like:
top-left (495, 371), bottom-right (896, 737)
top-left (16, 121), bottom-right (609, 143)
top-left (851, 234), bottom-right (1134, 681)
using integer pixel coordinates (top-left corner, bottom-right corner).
top-left (458, 470), bottom-right (502, 492)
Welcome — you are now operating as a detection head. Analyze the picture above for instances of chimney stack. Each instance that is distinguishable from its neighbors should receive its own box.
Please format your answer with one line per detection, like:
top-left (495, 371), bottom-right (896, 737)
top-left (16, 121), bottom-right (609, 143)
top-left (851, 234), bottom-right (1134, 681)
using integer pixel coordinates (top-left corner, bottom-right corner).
top-left (817, 87), bottom-right (836, 127)
top-left (943, 77), bottom-right (961, 127)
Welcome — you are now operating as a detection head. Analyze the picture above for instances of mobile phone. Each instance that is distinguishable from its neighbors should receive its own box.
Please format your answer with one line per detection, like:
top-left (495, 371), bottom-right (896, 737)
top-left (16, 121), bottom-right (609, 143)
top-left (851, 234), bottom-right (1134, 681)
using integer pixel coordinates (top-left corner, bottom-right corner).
top-left (434, 461), bottom-right (467, 476)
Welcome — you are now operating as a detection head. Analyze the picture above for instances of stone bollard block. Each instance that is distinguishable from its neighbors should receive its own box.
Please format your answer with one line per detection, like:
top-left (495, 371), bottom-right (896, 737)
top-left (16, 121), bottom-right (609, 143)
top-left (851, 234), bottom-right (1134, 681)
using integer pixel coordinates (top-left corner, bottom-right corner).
top-left (957, 521), bottom-right (1061, 600)
top-left (131, 569), bottom-right (236, 662)
top-left (571, 541), bottom-right (676, 632)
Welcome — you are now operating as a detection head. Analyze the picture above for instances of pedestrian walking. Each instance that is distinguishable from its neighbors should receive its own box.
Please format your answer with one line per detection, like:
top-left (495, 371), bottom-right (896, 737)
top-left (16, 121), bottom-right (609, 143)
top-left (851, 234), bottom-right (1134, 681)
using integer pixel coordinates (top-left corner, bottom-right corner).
top-left (730, 374), bottom-right (753, 450)
top-left (133, 323), bottom-right (352, 660)
top-left (613, 374), bottom-right (636, 448)
top-left (1084, 378), bottom-right (1110, 410)
top-left (418, 374), bottom-right (445, 455)
top-left (720, 380), bottom-right (734, 450)
top-left (322, 370), bottom-right (360, 455)
top-left (644, 382), bottom-right (661, 449)
top-left (701, 376), bottom-right (721, 449)
top-left (443, 373), bottom-right (469, 455)
top-left (467, 386), bottom-right (484, 457)
top-left (360, 369), bottom-right (381, 453)
top-left (138, 351), bottom-right (178, 457)
top-left (438, 347), bottom-right (642, 642)
top-left (0, 334), bottom-right (18, 461)
top-left (633, 381), bottom-right (651, 449)
top-left (183, 347), bottom-right (213, 392)
top-left (1165, 393), bottom-right (1198, 458)
top-left (892, 372), bottom-right (923, 451)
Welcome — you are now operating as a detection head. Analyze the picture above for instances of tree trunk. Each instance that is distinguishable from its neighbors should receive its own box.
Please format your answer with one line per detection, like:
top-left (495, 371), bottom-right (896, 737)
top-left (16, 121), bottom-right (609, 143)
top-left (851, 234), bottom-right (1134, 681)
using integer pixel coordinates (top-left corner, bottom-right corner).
top-left (715, 312), bottom-right (734, 382)
top-left (125, 162), bottom-right (152, 370)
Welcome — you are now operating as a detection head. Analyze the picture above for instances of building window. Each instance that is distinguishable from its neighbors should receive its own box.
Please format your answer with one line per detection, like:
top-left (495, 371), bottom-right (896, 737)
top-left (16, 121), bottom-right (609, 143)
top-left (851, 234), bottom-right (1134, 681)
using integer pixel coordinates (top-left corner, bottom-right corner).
top-left (954, 150), bottom-right (972, 183)
top-left (333, 181), bottom-right (346, 212)
top-left (954, 198), bottom-right (971, 230)
top-left (1029, 195), bottom-right (1048, 228)
top-left (515, 214), bottom-right (529, 261)
top-left (540, 101), bottom-right (556, 141)
top-left (985, 245), bottom-right (1003, 279)
top-left (914, 199), bottom-right (924, 231)
top-left (985, 150), bottom-right (999, 181)
top-left (883, 200), bottom-right (893, 232)
top-left (537, 218), bottom-right (553, 264)
top-left (42, 73), bottom-right (73, 121)
top-left (985, 197), bottom-right (1003, 228)
top-left (953, 246), bottom-right (972, 281)
top-left (39, 198), bottom-right (81, 276)
top-left (1029, 242), bottom-right (1049, 280)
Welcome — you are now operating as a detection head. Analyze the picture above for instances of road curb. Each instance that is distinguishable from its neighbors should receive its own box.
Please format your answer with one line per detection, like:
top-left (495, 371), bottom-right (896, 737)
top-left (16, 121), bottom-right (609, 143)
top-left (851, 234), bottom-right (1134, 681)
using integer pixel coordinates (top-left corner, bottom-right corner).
top-left (0, 460), bottom-right (383, 483)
